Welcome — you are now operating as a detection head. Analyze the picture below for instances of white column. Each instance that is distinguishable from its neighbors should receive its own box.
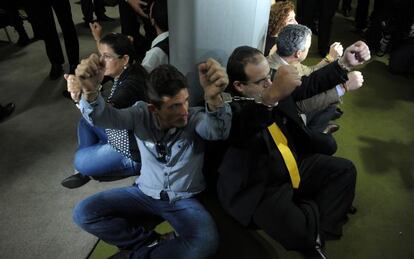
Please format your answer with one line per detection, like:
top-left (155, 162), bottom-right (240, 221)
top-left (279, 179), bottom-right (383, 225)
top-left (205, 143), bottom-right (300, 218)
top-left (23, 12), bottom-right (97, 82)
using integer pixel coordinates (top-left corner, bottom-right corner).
top-left (168, 0), bottom-right (271, 105)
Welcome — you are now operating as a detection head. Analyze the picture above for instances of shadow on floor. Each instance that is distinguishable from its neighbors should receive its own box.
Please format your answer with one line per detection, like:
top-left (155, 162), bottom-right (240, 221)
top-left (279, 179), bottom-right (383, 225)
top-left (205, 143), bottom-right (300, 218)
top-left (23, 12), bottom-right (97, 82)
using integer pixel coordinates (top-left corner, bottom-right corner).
top-left (359, 136), bottom-right (414, 190)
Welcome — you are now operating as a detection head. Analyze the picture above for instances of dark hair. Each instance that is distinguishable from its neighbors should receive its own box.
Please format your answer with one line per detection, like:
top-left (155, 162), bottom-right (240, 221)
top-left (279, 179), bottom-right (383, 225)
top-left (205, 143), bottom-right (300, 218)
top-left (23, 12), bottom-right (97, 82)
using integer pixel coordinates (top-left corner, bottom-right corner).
top-left (150, 0), bottom-right (168, 32)
top-left (276, 24), bottom-right (312, 57)
top-left (99, 33), bottom-right (138, 64)
top-left (226, 46), bottom-right (263, 94)
top-left (147, 64), bottom-right (188, 108)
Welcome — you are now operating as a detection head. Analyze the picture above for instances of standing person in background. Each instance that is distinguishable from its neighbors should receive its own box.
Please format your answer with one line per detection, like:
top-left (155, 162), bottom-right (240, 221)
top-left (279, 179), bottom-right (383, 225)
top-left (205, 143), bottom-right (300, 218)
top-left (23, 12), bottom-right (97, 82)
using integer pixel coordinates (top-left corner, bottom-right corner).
top-left (296, 0), bottom-right (341, 57)
top-left (141, 0), bottom-right (168, 72)
top-left (119, 0), bottom-right (156, 61)
top-left (89, 0), bottom-right (168, 73)
top-left (0, 0), bottom-right (30, 46)
top-left (24, 0), bottom-right (79, 80)
top-left (80, 0), bottom-right (115, 27)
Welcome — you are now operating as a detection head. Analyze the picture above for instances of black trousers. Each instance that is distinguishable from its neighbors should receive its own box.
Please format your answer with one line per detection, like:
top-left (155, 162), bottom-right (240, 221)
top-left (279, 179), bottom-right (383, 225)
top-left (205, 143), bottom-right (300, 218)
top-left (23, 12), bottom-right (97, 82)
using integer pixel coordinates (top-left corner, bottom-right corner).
top-left (80, 0), bottom-right (106, 22)
top-left (389, 39), bottom-right (414, 75)
top-left (297, 0), bottom-right (340, 55)
top-left (118, 1), bottom-right (156, 62)
top-left (28, 0), bottom-right (79, 66)
top-left (252, 154), bottom-right (356, 251)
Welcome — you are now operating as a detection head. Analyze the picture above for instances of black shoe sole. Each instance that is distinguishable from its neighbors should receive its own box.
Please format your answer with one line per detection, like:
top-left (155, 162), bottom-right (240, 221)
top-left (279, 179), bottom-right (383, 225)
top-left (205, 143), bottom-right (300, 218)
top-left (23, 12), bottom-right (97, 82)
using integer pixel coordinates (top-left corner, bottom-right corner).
top-left (61, 175), bottom-right (90, 189)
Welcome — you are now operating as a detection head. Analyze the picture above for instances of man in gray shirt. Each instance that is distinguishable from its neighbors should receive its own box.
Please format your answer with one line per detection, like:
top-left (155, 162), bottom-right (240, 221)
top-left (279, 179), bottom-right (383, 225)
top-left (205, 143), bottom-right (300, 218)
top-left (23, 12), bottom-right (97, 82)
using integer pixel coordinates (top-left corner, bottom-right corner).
top-left (70, 54), bottom-right (232, 259)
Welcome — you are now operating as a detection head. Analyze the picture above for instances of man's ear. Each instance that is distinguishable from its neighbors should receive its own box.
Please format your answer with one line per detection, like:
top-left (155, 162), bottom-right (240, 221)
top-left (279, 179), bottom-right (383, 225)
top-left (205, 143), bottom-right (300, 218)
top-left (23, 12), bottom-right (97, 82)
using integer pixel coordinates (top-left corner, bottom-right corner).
top-left (233, 81), bottom-right (244, 94)
top-left (294, 50), bottom-right (301, 59)
top-left (148, 103), bottom-right (157, 113)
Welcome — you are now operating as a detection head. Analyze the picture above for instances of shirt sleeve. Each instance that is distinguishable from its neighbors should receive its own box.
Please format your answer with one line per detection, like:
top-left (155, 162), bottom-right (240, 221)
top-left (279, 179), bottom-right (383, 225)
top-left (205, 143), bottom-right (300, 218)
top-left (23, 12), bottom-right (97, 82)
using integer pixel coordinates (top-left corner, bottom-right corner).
top-left (141, 48), bottom-right (168, 73)
top-left (79, 94), bottom-right (147, 131)
top-left (296, 88), bottom-right (340, 114)
top-left (194, 103), bottom-right (232, 141)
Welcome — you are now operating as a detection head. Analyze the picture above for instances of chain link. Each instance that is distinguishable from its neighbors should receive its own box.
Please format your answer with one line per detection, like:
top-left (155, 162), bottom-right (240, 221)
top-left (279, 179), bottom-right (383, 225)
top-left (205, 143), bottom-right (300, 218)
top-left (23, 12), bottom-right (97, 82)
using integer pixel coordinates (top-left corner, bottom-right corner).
top-left (221, 92), bottom-right (255, 103)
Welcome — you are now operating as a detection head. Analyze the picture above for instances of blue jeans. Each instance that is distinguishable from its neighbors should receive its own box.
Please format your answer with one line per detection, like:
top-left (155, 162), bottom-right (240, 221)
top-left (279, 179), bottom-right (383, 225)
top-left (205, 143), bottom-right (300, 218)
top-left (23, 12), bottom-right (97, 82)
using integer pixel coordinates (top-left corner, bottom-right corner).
top-left (73, 186), bottom-right (219, 259)
top-left (74, 117), bottom-right (140, 177)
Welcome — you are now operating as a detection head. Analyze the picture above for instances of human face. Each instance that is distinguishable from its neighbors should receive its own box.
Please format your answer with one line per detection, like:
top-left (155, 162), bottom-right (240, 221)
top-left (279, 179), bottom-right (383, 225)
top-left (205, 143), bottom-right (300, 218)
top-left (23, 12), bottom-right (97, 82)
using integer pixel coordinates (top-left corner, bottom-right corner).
top-left (237, 55), bottom-right (272, 98)
top-left (285, 10), bottom-right (298, 26)
top-left (154, 88), bottom-right (190, 129)
top-left (298, 34), bottom-right (312, 62)
top-left (98, 43), bottom-right (128, 78)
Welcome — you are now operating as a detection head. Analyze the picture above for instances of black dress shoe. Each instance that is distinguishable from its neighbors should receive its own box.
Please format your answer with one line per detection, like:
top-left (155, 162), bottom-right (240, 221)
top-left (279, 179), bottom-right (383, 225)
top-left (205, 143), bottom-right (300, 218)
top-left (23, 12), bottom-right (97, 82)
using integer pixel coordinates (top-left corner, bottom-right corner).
top-left (323, 124), bottom-right (340, 134)
top-left (61, 173), bottom-right (90, 189)
top-left (331, 107), bottom-right (344, 120)
top-left (49, 64), bottom-right (64, 80)
top-left (0, 103), bottom-right (16, 122)
top-left (97, 14), bottom-right (115, 22)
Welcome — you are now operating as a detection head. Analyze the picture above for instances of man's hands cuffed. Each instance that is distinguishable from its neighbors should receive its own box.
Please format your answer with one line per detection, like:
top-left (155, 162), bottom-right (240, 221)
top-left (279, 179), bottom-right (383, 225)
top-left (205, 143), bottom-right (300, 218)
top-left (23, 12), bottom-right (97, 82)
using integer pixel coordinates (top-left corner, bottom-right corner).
top-left (339, 41), bottom-right (371, 70)
top-left (198, 58), bottom-right (229, 111)
top-left (262, 65), bottom-right (301, 105)
top-left (344, 71), bottom-right (364, 91)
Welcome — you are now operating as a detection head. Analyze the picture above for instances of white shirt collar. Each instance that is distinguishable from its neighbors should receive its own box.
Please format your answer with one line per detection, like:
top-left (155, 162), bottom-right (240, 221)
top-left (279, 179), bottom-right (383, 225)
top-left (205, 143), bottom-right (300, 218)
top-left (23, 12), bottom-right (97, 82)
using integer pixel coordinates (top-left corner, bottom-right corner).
top-left (151, 31), bottom-right (169, 48)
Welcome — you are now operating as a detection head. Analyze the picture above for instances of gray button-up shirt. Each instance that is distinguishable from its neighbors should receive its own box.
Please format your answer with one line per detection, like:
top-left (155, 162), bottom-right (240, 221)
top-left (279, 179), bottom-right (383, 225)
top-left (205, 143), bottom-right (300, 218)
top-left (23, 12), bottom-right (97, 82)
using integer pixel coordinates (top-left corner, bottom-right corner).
top-left (79, 95), bottom-right (232, 202)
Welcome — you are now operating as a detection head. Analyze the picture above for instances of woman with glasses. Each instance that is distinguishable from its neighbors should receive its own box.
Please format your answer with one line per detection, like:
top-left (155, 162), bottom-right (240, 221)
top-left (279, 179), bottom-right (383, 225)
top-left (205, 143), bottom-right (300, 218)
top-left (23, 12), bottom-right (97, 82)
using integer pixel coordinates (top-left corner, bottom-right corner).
top-left (61, 32), bottom-right (148, 189)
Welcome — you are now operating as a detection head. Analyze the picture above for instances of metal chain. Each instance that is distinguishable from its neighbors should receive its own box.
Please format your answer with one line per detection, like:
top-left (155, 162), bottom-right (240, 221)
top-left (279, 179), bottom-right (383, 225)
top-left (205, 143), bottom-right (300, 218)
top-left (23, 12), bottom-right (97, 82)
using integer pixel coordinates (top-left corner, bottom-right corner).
top-left (220, 92), bottom-right (276, 108)
top-left (221, 92), bottom-right (255, 103)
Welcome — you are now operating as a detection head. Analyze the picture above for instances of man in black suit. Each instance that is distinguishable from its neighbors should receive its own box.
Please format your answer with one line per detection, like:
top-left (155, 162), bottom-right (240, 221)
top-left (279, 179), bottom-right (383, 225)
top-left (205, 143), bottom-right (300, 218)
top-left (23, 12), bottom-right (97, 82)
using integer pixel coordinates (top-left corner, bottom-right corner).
top-left (25, 0), bottom-right (79, 79)
top-left (216, 41), bottom-right (370, 258)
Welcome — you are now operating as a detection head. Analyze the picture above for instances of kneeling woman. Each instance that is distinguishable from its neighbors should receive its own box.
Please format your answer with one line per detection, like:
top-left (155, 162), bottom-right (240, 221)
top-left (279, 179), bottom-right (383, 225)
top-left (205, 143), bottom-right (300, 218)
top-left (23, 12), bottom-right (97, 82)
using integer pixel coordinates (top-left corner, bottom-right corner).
top-left (62, 33), bottom-right (148, 188)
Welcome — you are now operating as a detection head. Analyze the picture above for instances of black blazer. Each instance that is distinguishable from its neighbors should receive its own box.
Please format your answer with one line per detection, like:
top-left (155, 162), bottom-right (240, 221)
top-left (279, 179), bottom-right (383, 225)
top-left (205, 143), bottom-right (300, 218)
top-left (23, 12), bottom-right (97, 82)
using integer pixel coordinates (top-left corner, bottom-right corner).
top-left (216, 61), bottom-right (348, 226)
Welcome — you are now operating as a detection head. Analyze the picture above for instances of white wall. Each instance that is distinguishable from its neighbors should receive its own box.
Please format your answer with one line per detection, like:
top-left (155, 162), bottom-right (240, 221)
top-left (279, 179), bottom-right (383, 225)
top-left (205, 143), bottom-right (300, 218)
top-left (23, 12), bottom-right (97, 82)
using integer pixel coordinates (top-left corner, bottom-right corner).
top-left (168, 0), bottom-right (271, 105)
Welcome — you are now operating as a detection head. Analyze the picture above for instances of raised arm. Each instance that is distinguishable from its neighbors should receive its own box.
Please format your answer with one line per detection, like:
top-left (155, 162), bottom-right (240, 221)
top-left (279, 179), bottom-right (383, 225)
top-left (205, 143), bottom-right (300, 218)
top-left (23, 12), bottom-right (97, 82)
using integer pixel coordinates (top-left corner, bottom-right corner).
top-left (291, 41), bottom-right (370, 101)
top-left (195, 58), bottom-right (232, 140)
top-left (72, 54), bottom-right (145, 131)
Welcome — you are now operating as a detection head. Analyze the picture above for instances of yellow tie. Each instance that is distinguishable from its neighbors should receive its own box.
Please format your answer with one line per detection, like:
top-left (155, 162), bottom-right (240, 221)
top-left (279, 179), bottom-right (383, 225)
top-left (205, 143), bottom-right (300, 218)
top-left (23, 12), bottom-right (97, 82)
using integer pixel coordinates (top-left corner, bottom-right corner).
top-left (268, 123), bottom-right (300, 188)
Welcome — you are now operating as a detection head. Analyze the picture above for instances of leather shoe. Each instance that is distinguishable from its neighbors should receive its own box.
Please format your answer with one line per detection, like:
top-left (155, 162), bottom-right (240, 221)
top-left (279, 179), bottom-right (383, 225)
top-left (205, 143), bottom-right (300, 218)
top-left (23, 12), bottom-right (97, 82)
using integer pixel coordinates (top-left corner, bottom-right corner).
top-left (0, 103), bottom-right (15, 122)
top-left (49, 64), bottom-right (63, 80)
top-left (61, 173), bottom-right (90, 189)
top-left (323, 124), bottom-right (340, 134)
top-left (331, 107), bottom-right (344, 120)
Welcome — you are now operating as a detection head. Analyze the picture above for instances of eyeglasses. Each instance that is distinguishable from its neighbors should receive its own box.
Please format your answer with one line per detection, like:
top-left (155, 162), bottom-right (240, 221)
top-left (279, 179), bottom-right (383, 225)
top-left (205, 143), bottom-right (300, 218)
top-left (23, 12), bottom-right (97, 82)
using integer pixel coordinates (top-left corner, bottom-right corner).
top-left (155, 141), bottom-right (167, 163)
top-left (240, 71), bottom-right (272, 87)
top-left (100, 53), bottom-right (123, 61)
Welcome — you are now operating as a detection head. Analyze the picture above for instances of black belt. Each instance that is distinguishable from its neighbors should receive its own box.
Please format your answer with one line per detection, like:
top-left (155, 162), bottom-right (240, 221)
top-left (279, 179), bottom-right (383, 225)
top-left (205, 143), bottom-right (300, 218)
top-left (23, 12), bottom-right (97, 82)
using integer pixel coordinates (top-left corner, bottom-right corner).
top-left (160, 190), bottom-right (169, 201)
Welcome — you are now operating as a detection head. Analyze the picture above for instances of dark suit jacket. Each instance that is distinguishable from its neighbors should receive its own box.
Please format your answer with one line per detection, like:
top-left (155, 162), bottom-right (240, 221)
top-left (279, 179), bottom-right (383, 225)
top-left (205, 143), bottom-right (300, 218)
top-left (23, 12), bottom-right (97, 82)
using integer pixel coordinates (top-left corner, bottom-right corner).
top-left (216, 61), bottom-right (348, 226)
